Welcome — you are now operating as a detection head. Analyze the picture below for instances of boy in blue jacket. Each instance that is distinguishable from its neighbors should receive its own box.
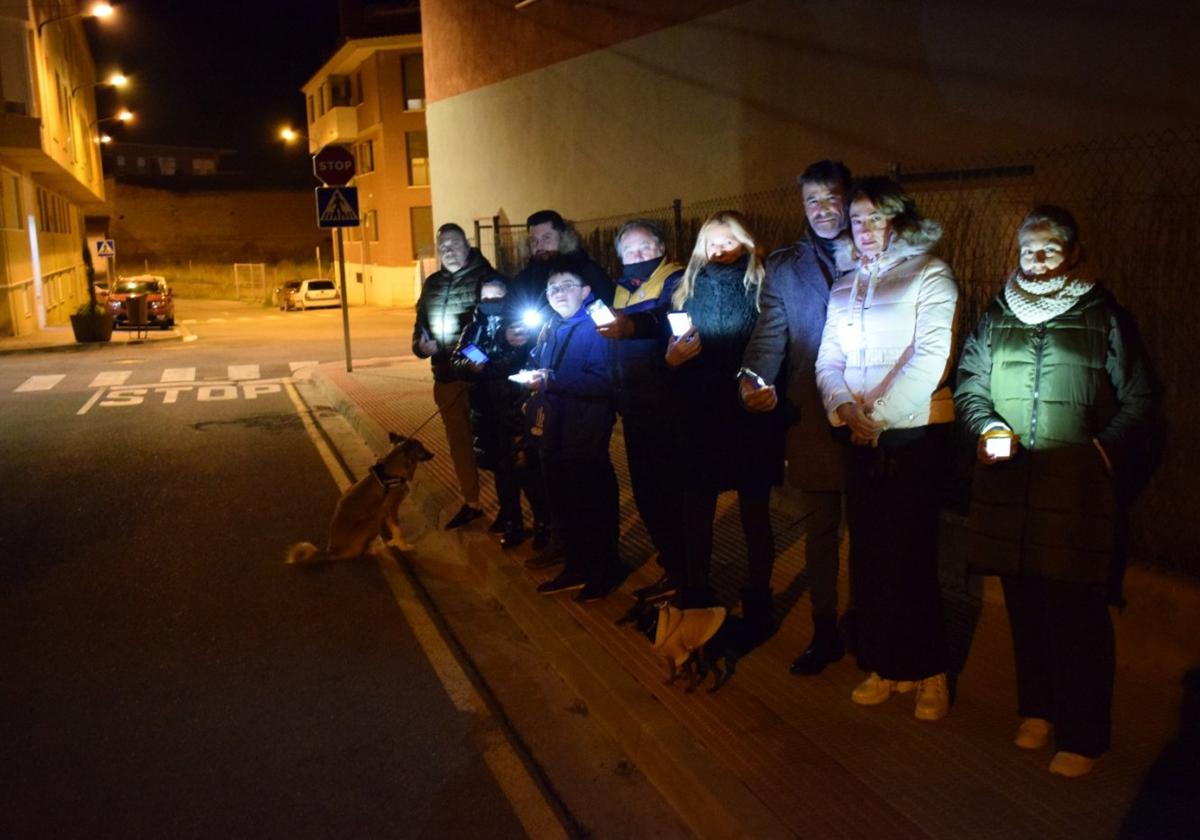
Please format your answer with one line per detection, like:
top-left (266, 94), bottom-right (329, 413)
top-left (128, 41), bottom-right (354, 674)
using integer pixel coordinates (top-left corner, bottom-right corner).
top-left (521, 258), bottom-right (621, 602)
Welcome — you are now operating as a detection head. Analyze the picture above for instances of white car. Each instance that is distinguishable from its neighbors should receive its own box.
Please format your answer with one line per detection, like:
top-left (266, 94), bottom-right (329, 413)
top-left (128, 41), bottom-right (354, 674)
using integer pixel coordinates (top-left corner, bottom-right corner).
top-left (293, 278), bottom-right (340, 310)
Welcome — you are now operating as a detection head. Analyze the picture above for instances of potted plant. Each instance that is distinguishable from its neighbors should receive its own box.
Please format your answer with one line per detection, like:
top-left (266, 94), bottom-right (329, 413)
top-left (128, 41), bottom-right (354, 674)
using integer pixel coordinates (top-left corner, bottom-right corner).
top-left (69, 243), bottom-right (114, 343)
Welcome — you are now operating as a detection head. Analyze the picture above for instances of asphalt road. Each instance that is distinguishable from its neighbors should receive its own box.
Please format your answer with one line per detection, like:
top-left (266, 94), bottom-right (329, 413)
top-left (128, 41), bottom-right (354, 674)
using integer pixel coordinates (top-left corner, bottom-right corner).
top-left (0, 304), bottom-right (529, 838)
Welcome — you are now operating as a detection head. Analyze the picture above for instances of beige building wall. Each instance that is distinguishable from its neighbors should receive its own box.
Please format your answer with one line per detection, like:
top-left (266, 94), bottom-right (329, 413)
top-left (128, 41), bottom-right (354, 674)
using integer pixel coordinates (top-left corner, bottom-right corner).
top-left (425, 0), bottom-right (1200, 228)
top-left (0, 4), bottom-right (108, 336)
top-left (303, 35), bottom-right (430, 309)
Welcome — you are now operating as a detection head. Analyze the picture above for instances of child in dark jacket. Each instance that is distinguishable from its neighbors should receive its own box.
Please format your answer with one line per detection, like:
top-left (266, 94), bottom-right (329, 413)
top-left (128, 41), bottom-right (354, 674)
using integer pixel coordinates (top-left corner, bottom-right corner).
top-left (452, 278), bottom-right (549, 549)
top-left (520, 260), bottom-right (621, 602)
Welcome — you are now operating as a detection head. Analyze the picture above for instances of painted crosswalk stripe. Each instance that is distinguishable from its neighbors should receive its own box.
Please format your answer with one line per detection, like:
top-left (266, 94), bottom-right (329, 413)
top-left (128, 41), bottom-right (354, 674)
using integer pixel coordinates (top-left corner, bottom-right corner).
top-left (15, 375), bottom-right (66, 392)
top-left (90, 371), bottom-right (133, 387)
top-left (228, 364), bottom-right (260, 380)
top-left (160, 367), bottom-right (196, 383)
top-left (288, 361), bottom-right (319, 372)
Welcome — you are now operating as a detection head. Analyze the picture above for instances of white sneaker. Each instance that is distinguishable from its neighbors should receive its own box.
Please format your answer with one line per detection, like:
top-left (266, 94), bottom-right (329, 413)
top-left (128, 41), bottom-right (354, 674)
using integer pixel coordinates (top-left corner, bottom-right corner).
top-left (1049, 751), bottom-right (1096, 778)
top-left (852, 673), bottom-right (895, 705)
top-left (914, 673), bottom-right (949, 721)
top-left (1015, 718), bottom-right (1053, 750)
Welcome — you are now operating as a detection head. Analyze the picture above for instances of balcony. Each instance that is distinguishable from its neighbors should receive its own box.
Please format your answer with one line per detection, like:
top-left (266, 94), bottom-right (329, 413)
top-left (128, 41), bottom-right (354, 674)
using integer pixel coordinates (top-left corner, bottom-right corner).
top-left (308, 106), bottom-right (359, 151)
top-left (0, 110), bottom-right (40, 151)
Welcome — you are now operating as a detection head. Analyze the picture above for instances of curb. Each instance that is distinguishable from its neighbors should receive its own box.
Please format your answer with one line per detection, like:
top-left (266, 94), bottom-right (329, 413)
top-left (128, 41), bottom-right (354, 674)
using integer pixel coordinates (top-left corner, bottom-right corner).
top-left (311, 366), bottom-right (793, 839)
top-left (0, 324), bottom-right (192, 357)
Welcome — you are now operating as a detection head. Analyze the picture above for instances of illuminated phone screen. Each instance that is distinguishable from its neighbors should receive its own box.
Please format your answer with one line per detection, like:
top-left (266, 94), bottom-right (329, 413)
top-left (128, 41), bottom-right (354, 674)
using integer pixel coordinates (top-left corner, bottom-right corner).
top-left (667, 312), bottom-right (692, 337)
top-left (462, 343), bottom-right (489, 364)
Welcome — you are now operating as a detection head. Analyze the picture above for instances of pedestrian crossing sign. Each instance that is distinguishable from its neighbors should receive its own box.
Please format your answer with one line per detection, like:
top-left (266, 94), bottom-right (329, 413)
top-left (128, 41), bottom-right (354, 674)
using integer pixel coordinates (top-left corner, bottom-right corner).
top-left (96, 239), bottom-right (115, 258)
top-left (315, 186), bottom-right (360, 228)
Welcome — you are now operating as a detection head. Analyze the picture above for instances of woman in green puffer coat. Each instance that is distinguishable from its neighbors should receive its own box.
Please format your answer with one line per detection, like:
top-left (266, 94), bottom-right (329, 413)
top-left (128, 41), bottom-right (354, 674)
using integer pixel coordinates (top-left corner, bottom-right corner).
top-left (954, 206), bottom-right (1153, 779)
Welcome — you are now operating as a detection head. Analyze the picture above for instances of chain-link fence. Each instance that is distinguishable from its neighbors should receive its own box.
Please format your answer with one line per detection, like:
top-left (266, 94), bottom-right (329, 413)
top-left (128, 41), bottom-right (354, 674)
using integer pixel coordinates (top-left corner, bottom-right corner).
top-left (476, 128), bottom-right (1199, 575)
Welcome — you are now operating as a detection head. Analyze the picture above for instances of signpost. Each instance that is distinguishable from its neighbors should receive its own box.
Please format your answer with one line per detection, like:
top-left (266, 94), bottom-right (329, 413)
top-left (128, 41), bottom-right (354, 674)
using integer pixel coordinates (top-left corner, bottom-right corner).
top-left (312, 145), bottom-right (357, 372)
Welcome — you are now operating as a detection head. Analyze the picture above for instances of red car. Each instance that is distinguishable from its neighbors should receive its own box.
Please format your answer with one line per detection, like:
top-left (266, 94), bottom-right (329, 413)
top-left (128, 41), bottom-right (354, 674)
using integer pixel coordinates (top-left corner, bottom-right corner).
top-left (108, 275), bottom-right (175, 329)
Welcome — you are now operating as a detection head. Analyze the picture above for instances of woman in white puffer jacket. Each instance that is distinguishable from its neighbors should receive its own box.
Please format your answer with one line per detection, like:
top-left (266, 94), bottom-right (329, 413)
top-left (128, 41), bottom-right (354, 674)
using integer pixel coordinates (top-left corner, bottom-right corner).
top-left (815, 177), bottom-right (958, 722)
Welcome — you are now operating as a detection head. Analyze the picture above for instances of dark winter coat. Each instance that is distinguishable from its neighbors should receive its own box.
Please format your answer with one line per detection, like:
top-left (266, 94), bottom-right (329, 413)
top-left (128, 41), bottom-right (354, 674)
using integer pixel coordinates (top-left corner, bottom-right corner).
top-left (740, 232), bottom-right (845, 491)
top-left (510, 248), bottom-right (615, 313)
top-left (452, 303), bottom-right (530, 470)
top-left (527, 302), bottom-right (617, 462)
top-left (672, 257), bottom-right (785, 492)
top-left (612, 256), bottom-right (683, 417)
top-left (412, 250), bottom-right (500, 382)
top-left (954, 285), bottom-right (1153, 585)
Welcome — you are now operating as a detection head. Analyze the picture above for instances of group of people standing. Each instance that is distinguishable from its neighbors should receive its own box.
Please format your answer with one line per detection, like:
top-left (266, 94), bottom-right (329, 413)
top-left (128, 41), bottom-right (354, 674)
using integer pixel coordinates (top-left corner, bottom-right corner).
top-left (412, 160), bottom-right (1153, 779)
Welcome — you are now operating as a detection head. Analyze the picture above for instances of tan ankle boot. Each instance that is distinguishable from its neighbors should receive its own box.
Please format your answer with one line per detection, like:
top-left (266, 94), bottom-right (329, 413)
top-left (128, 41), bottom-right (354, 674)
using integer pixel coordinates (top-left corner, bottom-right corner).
top-left (1015, 718), bottom-right (1052, 750)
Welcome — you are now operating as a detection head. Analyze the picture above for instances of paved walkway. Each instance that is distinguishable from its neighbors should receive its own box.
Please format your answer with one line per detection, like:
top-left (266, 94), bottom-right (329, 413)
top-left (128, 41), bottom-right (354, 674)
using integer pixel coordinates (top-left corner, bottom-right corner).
top-left (311, 357), bottom-right (1197, 839)
top-left (0, 323), bottom-right (185, 355)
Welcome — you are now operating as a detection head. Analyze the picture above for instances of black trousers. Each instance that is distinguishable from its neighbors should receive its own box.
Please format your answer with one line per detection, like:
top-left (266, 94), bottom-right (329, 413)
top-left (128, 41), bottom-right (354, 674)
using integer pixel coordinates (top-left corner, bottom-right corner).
top-left (493, 440), bottom-right (548, 529)
top-left (543, 454), bottom-right (620, 582)
top-left (843, 426), bottom-right (948, 681)
top-left (1001, 575), bottom-right (1114, 757)
top-left (680, 485), bottom-right (775, 598)
top-left (621, 412), bottom-right (684, 580)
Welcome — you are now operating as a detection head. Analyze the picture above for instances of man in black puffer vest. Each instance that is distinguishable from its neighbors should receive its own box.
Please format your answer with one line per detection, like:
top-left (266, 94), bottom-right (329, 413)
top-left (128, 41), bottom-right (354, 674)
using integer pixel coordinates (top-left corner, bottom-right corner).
top-left (413, 222), bottom-right (501, 529)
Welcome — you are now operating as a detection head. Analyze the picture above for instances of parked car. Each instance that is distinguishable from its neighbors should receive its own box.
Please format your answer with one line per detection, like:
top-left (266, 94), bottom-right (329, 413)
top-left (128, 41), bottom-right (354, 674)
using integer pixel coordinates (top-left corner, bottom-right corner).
top-left (274, 279), bottom-right (303, 310)
top-left (293, 278), bottom-right (340, 310)
top-left (108, 275), bottom-right (175, 329)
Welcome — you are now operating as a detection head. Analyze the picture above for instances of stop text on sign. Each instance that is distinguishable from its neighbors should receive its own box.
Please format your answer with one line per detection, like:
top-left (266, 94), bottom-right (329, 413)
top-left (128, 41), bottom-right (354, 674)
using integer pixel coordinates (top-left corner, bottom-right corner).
top-left (313, 145), bottom-right (356, 186)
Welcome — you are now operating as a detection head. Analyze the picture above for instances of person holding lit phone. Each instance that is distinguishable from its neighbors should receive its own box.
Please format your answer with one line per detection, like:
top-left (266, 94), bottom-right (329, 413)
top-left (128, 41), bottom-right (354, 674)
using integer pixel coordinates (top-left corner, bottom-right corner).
top-left (665, 211), bottom-right (785, 643)
top-left (452, 278), bottom-right (550, 550)
top-left (954, 206), bottom-right (1153, 778)
top-left (815, 178), bottom-right (957, 722)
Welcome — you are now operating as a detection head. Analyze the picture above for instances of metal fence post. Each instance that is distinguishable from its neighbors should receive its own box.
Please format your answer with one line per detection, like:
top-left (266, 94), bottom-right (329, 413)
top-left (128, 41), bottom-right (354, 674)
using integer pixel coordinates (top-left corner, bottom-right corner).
top-left (672, 198), bottom-right (683, 260)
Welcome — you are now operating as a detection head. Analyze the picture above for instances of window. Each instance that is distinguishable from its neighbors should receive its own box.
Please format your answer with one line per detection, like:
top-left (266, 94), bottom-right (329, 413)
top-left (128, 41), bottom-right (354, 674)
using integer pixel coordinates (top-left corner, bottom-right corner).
top-left (116, 154), bottom-right (126, 167)
top-left (137, 156), bottom-right (146, 169)
top-left (307, 94), bottom-right (314, 125)
top-left (410, 206), bottom-right (434, 260)
top-left (192, 158), bottom-right (216, 175)
top-left (0, 170), bottom-right (23, 230)
top-left (158, 157), bottom-right (177, 176)
top-left (354, 71), bottom-right (363, 105)
top-left (364, 209), bottom-right (379, 243)
top-left (406, 131), bottom-right (429, 186)
top-left (402, 53), bottom-right (425, 110)
top-left (34, 187), bottom-right (70, 234)
top-left (329, 75), bottom-right (351, 107)
top-left (357, 139), bottom-right (374, 174)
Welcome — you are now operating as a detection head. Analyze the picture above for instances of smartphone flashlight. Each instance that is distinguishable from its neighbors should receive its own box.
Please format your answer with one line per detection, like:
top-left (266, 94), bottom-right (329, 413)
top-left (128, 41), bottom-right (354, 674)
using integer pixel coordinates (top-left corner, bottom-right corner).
top-left (521, 309), bottom-right (543, 329)
top-left (985, 436), bottom-right (1013, 458)
top-left (667, 311), bottom-right (692, 338)
top-left (462, 343), bottom-right (489, 365)
top-left (508, 369), bottom-right (538, 385)
top-left (585, 300), bottom-right (616, 327)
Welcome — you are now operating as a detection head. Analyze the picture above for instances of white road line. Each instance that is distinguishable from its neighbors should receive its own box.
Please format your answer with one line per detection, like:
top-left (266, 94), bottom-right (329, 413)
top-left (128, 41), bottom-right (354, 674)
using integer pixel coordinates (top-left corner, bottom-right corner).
top-left (161, 367), bottom-right (196, 383)
top-left (76, 388), bottom-right (106, 415)
top-left (180, 318), bottom-right (198, 324)
top-left (228, 364), bottom-right (260, 380)
top-left (207, 317), bottom-right (226, 323)
top-left (15, 375), bottom-right (65, 392)
top-left (90, 371), bottom-right (133, 387)
top-left (288, 361), bottom-right (319, 372)
top-left (285, 382), bottom-right (565, 839)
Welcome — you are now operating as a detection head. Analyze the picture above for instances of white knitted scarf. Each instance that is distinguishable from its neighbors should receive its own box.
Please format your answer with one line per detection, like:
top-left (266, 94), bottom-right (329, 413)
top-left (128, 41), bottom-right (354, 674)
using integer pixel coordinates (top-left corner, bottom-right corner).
top-left (1003, 270), bottom-right (1094, 325)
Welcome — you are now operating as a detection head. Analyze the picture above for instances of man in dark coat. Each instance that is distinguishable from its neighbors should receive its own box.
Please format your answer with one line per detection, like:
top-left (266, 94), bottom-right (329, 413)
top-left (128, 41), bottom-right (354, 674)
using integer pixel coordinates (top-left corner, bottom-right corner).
top-left (413, 222), bottom-right (500, 529)
top-left (509, 209), bottom-right (614, 314)
top-left (739, 160), bottom-right (853, 675)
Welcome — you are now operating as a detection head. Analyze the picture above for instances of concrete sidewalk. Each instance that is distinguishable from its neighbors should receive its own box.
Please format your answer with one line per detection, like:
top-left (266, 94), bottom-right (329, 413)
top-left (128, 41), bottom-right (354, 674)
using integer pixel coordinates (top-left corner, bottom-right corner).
top-left (311, 357), bottom-right (1198, 839)
top-left (0, 323), bottom-right (188, 355)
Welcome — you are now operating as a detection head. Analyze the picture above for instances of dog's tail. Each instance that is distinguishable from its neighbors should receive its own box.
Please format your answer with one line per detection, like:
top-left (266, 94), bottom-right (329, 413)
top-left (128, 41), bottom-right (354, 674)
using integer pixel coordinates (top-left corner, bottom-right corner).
top-left (285, 541), bottom-right (323, 565)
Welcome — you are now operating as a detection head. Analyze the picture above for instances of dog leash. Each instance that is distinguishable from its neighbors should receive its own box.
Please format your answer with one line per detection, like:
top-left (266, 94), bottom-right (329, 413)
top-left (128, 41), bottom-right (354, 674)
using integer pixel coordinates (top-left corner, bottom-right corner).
top-left (406, 380), bottom-right (468, 438)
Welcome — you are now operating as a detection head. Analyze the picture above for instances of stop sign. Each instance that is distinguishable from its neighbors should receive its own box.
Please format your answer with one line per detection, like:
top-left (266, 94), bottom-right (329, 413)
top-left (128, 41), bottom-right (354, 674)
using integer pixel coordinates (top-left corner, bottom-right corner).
top-left (313, 145), bottom-right (356, 186)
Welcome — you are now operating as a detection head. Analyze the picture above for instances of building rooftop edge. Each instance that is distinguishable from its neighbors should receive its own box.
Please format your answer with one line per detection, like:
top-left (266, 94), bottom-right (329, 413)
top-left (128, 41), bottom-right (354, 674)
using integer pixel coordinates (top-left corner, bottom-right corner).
top-left (301, 33), bottom-right (423, 92)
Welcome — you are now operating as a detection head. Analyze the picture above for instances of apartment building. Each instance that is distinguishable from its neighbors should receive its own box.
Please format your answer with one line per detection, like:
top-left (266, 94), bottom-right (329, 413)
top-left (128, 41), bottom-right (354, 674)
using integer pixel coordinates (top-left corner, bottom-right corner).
top-left (301, 33), bottom-right (430, 308)
top-left (0, 1), bottom-right (108, 337)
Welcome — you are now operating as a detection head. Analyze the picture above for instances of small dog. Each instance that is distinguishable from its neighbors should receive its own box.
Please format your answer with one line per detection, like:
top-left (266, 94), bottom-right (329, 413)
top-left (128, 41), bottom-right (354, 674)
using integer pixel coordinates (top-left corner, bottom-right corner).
top-left (624, 600), bottom-right (731, 693)
top-left (286, 433), bottom-right (433, 565)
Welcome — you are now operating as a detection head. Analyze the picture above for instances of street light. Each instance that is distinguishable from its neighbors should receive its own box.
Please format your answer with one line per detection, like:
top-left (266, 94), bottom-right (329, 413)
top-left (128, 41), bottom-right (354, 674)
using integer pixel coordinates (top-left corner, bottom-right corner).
top-left (99, 134), bottom-right (113, 144)
top-left (38, 2), bottom-right (115, 36)
top-left (72, 72), bottom-right (129, 97)
top-left (279, 126), bottom-right (305, 143)
top-left (88, 108), bottom-right (133, 142)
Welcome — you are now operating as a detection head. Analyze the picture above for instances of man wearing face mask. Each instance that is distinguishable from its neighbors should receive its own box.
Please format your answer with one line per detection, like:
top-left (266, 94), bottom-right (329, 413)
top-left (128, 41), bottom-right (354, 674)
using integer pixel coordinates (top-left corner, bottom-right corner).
top-left (413, 222), bottom-right (503, 530)
top-left (598, 219), bottom-right (686, 601)
top-left (739, 160), bottom-right (857, 676)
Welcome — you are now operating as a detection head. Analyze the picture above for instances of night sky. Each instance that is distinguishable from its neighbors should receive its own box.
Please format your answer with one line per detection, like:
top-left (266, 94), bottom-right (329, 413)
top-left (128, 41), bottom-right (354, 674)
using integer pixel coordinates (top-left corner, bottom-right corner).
top-left (87, 0), bottom-right (342, 170)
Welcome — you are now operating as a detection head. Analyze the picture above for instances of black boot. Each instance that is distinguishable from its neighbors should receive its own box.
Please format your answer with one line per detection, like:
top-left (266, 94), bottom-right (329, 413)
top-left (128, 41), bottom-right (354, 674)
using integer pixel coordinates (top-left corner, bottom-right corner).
top-left (789, 615), bottom-right (844, 676)
top-left (735, 587), bottom-right (775, 651)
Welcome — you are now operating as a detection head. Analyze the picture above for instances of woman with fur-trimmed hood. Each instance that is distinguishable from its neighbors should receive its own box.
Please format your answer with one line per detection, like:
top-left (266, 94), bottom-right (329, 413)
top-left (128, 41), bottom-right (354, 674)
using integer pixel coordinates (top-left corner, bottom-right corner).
top-left (815, 177), bottom-right (959, 722)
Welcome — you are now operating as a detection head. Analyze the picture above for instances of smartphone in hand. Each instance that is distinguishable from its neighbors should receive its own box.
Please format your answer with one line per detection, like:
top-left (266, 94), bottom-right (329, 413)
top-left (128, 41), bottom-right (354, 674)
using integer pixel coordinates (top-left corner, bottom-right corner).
top-left (585, 299), bottom-right (617, 327)
top-left (667, 311), bottom-right (693, 338)
top-left (461, 343), bottom-right (489, 365)
top-left (738, 367), bottom-right (768, 389)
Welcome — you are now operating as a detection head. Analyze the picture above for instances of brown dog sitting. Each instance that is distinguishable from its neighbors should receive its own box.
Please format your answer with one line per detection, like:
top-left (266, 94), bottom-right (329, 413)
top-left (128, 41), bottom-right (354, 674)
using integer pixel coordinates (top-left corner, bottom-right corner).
top-left (286, 433), bottom-right (433, 564)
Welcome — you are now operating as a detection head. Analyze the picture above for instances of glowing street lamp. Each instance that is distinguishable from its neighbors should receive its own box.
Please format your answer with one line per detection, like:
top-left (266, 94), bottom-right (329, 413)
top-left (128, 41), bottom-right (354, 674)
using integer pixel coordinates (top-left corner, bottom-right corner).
top-left (38, 2), bottom-right (115, 36)
top-left (99, 134), bottom-right (113, 144)
top-left (88, 108), bottom-right (133, 142)
top-left (72, 71), bottom-right (129, 97)
top-left (279, 126), bottom-right (305, 144)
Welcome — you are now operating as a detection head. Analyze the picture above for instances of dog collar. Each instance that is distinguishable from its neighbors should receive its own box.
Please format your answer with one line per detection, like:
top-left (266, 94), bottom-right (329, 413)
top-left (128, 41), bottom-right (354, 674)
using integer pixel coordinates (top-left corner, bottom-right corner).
top-left (369, 462), bottom-right (408, 489)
